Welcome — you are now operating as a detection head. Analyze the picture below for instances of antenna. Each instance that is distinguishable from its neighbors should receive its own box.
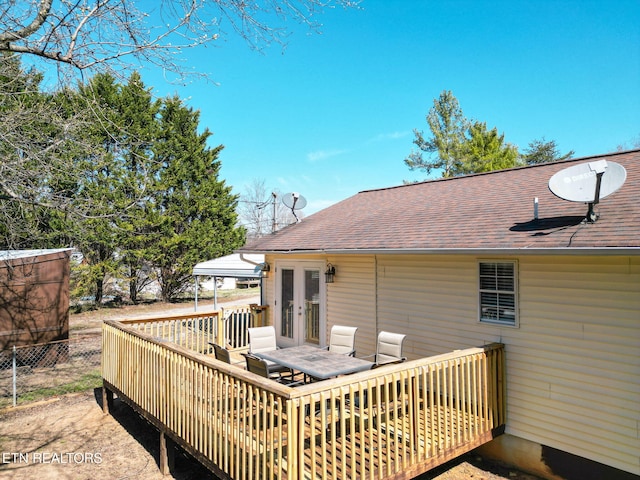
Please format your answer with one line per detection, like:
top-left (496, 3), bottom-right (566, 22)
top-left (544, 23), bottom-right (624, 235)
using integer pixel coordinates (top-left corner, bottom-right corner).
top-left (548, 160), bottom-right (627, 222)
top-left (282, 192), bottom-right (307, 223)
top-left (271, 192), bottom-right (277, 233)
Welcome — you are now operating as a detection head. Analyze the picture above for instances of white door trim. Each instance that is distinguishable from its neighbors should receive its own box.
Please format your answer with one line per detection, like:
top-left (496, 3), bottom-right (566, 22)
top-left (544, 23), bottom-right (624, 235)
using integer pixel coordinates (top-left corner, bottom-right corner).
top-left (274, 260), bottom-right (326, 348)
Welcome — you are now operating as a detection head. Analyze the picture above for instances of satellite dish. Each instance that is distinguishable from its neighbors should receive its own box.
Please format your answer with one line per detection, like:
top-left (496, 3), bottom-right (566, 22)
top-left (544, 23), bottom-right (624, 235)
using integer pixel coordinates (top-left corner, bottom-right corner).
top-left (282, 192), bottom-right (307, 210)
top-left (282, 192), bottom-right (307, 223)
top-left (548, 160), bottom-right (626, 222)
top-left (549, 161), bottom-right (626, 202)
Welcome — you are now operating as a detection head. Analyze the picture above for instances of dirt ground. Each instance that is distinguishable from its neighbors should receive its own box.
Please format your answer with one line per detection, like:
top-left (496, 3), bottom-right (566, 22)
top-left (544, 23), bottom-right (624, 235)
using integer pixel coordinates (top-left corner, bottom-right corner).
top-left (0, 389), bottom-right (544, 480)
top-left (0, 295), bottom-right (545, 480)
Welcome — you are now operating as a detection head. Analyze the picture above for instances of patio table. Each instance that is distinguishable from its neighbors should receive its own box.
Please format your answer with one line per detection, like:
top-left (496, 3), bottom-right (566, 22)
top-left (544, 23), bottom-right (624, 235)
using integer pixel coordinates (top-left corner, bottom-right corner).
top-left (254, 345), bottom-right (373, 380)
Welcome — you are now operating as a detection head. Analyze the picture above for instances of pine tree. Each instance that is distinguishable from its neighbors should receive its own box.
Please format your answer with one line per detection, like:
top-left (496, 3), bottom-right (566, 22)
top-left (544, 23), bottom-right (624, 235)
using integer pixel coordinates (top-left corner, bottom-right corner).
top-left (404, 90), bottom-right (469, 178)
top-left (521, 138), bottom-right (574, 165)
top-left (405, 91), bottom-right (570, 178)
top-left (459, 122), bottom-right (519, 174)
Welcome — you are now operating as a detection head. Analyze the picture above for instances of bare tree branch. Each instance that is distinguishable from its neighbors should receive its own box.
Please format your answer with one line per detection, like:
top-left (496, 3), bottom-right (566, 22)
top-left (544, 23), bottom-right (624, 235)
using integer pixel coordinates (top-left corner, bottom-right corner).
top-left (0, 0), bottom-right (360, 83)
top-left (0, 0), bottom-right (54, 45)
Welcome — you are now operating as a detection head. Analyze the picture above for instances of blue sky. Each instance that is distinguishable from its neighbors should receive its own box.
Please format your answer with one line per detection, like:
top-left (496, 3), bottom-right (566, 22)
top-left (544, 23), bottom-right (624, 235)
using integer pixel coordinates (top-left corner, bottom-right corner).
top-left (146, 0), bottom-right (640, 216)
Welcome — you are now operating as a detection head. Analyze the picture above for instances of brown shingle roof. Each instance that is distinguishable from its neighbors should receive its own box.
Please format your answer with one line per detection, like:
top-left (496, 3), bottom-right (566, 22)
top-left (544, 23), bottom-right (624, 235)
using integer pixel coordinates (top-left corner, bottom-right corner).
top-left (240, 150), bottom-right (640, 254)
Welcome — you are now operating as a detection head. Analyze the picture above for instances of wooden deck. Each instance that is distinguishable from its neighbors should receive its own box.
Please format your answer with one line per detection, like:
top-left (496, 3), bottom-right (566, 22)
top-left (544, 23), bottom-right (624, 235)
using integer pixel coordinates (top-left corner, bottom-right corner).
top-left (102, 310), bottom-right (505, 479)
top-left (277, 402), bottom-right (501, 480)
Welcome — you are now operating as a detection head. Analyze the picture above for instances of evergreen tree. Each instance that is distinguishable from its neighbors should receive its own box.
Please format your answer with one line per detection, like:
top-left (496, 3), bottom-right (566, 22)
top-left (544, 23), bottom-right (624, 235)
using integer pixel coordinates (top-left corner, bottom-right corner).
top-left (2, 67), bottom-right (244, 304)
top-left (72, 73), bottom-right (161, 303)
top-left (72, 74), bottom-right (127, 303)
top-left (406, 90), bottom-right (571, 178)
top-left (459, 122), bottom-right (519, 174)
top-left (404, 90), bottom-right (469, 178)
top-left (112, 73), bottom-right (162, 303)
top-left (148, 96), bottom-right (245, 302)
top-left (521, 138), bottom-right (574, 165)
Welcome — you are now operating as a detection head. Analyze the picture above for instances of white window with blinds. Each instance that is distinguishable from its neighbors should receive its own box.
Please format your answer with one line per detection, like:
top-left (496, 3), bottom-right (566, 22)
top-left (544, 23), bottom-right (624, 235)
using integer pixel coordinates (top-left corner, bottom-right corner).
top-left (478, 260), bottom-right (518, 327)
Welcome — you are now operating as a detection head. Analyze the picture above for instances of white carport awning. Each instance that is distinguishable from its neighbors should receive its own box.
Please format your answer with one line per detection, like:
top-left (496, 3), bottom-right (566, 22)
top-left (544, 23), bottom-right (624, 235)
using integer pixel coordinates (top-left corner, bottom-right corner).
top-left (192, 253), bottom-right (264, 278)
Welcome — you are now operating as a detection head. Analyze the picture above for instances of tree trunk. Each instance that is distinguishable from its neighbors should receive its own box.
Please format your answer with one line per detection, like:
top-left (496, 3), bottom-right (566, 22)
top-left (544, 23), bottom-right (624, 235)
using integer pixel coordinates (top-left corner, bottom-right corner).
top-left (129, 279), bottom-right (138, 304)
top-left (94, 278), bottom-right (103, 304)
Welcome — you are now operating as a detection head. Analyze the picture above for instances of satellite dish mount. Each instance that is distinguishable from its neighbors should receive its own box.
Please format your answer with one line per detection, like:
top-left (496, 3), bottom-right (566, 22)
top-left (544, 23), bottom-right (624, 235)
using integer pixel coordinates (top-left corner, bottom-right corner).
top-left (586, 160), bottom-right (607, 222)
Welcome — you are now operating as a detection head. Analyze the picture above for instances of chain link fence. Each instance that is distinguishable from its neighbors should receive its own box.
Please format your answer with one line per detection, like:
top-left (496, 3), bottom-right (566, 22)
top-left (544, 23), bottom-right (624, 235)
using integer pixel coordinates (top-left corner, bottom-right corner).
top-left (0, 336), bottom-right (102, 408)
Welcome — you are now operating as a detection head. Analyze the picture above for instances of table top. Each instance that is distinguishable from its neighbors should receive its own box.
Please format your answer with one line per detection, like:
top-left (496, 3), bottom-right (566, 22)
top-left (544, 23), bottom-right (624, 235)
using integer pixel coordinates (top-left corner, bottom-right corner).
top-left (255, 345), bottom-right (373, 380)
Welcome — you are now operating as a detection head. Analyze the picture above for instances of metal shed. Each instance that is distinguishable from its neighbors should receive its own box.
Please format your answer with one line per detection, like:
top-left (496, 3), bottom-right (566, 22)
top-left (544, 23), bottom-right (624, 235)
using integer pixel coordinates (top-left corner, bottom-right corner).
top-left (192, 253), bottom-right (264, 309)
top-left (0, 249), bottom-right (72, 350)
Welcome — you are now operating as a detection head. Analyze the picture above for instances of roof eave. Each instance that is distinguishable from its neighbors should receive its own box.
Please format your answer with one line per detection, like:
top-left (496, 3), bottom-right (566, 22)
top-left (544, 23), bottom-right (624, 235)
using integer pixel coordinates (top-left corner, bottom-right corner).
top-left (238, 247), bottom-right (640, 256)
top-left (192, 268), bottom-right (261, 278)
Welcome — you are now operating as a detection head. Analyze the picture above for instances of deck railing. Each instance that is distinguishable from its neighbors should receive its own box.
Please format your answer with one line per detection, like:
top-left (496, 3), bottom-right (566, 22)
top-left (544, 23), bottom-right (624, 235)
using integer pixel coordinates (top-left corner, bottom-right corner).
top-left (102, 315), bottom-right (505, 480)
top-left (122, 305), bottom-right (268, 354)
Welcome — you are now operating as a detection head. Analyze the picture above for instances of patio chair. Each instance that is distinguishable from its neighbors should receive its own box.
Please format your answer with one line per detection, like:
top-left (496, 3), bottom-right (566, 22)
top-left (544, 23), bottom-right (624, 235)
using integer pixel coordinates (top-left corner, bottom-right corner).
top-left (349, 331), bottom-right (408, 429)
top-left (211, 343), bottom-right (232, 363)
top-left (295, 325), bottom-right (359, 384)
top-left (327, 325), bottom-right (358, 356)
top-left (247, 326), bottom-right (293, 379)
top-left (244, 353), bottom-right (273, 378)
top-left (371, 330), bottom-right (407, 367)
top-left (209, 342), bottom-right (245, 367)
top-left (244, 354), bottom-right (304, 386)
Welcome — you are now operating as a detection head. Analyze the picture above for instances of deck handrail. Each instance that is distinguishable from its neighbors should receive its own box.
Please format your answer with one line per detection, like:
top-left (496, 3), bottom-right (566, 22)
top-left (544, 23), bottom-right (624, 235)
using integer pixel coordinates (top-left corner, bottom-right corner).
top-left (102, 317), bottom-right (505, 479)
top-left (120, 304), bottom-right (269, 353)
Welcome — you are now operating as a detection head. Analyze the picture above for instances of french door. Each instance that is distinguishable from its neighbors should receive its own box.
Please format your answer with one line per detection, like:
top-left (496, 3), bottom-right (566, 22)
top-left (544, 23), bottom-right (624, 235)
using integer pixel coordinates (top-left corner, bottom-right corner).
top-left (275, 261), bottom-right (326, 348)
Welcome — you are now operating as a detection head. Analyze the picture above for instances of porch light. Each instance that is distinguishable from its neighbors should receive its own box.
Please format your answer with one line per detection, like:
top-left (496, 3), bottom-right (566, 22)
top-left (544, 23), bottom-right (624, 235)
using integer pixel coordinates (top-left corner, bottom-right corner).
top-left (325, 263), bottom-right (336, 283)
top-left (259, 263), bottom-right (271, 278)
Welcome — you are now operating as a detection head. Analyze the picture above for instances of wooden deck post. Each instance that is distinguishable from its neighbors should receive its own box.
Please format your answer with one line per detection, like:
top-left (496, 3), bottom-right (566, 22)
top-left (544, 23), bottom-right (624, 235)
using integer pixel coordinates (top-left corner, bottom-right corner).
top-left (102, 383), bottom-right (114, 414)
top-left (159, 431), bottom-right (175, 476)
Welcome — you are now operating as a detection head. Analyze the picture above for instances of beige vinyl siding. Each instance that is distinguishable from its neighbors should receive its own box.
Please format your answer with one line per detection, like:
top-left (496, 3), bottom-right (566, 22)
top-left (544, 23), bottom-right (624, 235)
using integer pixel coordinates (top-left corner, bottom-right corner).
top-left (511, 256), bottom-right (639, 472)
top-left (372, 254), bottom-right (639, 475)
top-left (376, 255), bottom-right (497, 358)
top-left (326, 255), bottom-right (377, 357)
top-left (265, 252), bottom-right (639, 474)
